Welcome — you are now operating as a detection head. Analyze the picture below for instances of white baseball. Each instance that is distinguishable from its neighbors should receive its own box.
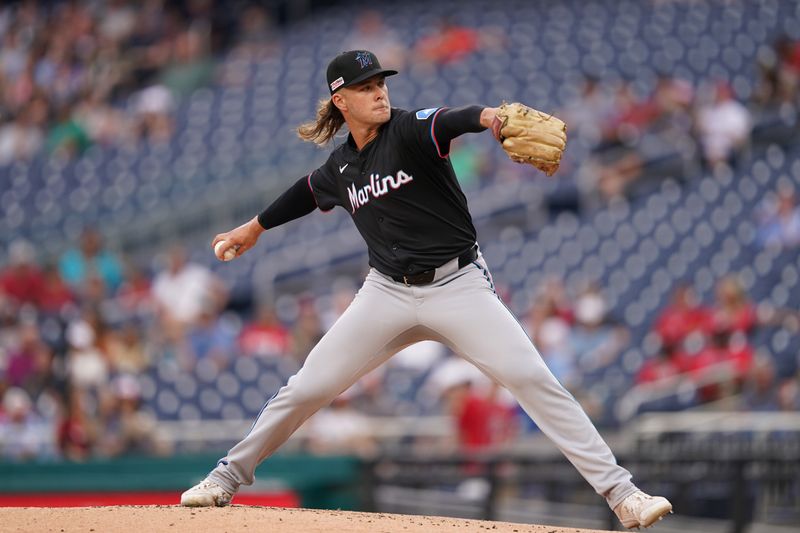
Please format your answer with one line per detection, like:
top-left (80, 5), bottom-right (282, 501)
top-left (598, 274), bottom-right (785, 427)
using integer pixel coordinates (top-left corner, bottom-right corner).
top-left (214, 240), bottom-right (237, 261)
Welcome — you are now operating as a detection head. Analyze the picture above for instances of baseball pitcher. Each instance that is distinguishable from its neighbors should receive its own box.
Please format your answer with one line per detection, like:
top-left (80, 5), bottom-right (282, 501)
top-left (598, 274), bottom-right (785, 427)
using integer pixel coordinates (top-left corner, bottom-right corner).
top-left (180, 50), bottom-right (672, 529)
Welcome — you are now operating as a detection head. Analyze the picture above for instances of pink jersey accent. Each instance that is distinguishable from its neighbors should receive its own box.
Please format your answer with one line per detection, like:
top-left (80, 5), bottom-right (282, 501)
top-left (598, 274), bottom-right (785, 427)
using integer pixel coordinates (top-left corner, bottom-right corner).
top-left (430, 107), bottom-right (449, 159)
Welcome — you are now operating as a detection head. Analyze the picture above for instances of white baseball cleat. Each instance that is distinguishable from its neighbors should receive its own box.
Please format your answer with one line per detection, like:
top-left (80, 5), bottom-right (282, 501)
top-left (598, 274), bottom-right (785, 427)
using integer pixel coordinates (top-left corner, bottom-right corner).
top-left (180, 479), bottom-right (234, 507)
top-left (614, 490), bottom-right (673, 529)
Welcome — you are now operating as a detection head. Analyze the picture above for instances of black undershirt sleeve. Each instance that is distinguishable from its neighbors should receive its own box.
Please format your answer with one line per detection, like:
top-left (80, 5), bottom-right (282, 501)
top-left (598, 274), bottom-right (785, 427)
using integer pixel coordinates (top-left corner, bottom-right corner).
top-left (257, 176), bottom-right (318, 230)
top-left (433, 105), bottom-right (487, 147)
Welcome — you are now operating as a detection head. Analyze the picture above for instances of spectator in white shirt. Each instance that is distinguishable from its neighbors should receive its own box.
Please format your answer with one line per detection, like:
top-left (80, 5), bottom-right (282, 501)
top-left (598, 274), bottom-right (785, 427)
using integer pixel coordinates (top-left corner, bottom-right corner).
top-left (696, 82), bottom-right (751, 171)
top-left (152, 245), bottom-right (227, 337)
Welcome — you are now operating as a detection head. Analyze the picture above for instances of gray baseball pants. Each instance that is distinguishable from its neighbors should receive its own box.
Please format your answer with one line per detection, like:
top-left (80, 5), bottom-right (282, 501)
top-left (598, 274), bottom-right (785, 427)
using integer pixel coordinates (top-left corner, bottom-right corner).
top-left (208, 253), bottom-right (637, 509)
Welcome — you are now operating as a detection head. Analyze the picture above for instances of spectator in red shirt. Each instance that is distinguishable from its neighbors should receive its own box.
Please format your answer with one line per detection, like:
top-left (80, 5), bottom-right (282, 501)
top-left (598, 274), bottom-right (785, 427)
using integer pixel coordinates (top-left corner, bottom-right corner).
top-left (447, 380), bottom-right (517, 452)
top-left (711, 275), bottom-right (756, 337)
top-left (57, 388), bottom-right (96, 461)
top-left (773, 36), bottom-right (800, 103)
top-left (653, 284), bottom-right (713, 350)
top-left (0, 240), bottom-right (45, 307)
top-left (415, 17), bottom-right (481, 66)
top-left (636, 346), bottom-right (681, 385)
top-left (672, 339), bottom-right (721, 377)
top-left (673, 327), bottom-right (753, 402)
top-left (721, 334), bottom-right (754, 378)
top-left (754, 36), bottom-right (800, 106)
top-left (700, 327), bottom-right (754, 381)
top-left (36, 263), bottom-right (75, 314)
top-left (603, 81), bottom-right (660, 145)
top-left (239, 303), bottom-right (291, 358)
top-left (116, 260), bottom-right (152, 316)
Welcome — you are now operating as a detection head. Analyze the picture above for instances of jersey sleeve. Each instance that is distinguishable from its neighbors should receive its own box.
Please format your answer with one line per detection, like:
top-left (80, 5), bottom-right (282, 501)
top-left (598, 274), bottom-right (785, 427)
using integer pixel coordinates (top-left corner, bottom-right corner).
top-left (257, 176), bottom-right (318, 230)
top-left (396, 106), bottom-right (486, 158)
top-left (307, 156), bottom-right (340, 212)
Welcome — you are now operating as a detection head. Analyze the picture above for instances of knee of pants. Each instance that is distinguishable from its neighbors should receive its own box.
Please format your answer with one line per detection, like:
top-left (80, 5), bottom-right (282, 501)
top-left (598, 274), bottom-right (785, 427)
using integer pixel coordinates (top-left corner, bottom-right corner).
top-left (499, 364), bottom-right (557, 393)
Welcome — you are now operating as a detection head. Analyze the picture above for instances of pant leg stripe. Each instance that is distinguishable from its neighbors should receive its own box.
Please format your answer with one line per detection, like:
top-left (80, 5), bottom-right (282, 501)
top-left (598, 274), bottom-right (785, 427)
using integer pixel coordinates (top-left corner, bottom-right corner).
top-left (248, 388), bottom-right (281, 435)
top-left (471, 261), bottom-right (496, 294)
top-left (215, 386), bottom-right (283, 467)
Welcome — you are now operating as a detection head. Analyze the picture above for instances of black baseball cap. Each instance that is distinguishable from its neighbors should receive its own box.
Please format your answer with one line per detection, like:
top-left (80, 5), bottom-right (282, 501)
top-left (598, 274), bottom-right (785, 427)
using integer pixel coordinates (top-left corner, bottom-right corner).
top-left (326, 50), bottom-right (398, 95)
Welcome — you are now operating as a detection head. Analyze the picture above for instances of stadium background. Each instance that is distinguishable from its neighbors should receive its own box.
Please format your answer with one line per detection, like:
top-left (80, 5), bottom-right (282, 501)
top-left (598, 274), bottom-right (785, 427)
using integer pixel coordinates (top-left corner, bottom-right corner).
top-left (0, 0), bottom-right (799, 532)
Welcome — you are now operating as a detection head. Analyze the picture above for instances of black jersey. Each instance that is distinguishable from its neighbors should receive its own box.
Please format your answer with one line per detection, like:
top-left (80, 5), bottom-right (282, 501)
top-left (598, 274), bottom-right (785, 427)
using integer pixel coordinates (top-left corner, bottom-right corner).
top-left (308, 107), bottom-right (479, 278)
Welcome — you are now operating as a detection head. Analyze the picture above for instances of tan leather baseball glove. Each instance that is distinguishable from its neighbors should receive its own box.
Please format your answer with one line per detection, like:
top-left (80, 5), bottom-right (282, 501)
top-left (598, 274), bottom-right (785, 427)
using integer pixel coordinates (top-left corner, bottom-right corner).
top-left (491, 102), bottom-right (567, 176)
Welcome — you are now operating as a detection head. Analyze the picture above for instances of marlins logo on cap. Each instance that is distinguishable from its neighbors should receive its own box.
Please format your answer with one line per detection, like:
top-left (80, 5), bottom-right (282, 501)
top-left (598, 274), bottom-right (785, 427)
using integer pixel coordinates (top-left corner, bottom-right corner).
top-left (355, 51), bottom-right (373, 69)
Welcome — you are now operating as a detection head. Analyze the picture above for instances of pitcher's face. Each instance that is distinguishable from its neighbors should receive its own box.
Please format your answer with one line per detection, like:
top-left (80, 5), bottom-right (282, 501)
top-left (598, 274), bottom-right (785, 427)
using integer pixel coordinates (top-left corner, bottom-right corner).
top-left (333, 75), bottom-right (391, 126)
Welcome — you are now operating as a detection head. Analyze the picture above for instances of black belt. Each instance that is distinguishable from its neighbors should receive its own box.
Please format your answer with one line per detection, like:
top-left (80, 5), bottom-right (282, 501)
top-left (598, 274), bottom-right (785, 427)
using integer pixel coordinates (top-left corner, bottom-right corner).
top-left (391, 246), bottom-right (478, 286)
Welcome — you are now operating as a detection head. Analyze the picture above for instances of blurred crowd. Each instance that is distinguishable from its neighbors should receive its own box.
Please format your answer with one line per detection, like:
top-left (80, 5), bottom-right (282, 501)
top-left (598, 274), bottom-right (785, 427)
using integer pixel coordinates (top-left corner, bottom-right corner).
top-left (2, 197), bottom-right (798, 461)
top-left (2, 4), bottom-right (800, 463)
top-left (0, 223), bottom-right (368, 461)
top-left (2, 0), bottom-right (797, 213)
top-left (0, 3), bottom-right (501, 166)
top-left (0, 0), bottom-right (258, 164)
top-left (523, 278), bottom-right (629, 420)
top-left (637, 278), bottom-right (799, 411)
top-left (552, 35), bottom-right (800, 212)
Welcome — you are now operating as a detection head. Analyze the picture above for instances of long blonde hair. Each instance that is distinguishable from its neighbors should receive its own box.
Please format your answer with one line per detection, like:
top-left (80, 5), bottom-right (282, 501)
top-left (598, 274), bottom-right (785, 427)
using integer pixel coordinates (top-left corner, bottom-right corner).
top-left (297, 98), bottom-right (346, 145)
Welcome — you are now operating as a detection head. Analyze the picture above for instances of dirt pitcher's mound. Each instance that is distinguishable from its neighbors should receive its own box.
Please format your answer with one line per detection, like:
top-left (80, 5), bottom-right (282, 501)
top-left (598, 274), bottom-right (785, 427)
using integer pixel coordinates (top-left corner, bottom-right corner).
top-left (2, 505), bottom-right (614, 533)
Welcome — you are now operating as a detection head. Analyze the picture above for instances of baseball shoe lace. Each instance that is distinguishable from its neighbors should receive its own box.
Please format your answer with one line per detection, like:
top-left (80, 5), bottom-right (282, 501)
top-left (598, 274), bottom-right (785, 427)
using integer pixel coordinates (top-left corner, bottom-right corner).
top-left (180, 479), bottom-right (233, 507)
top-left (614, 490), bottom-right (673, 529)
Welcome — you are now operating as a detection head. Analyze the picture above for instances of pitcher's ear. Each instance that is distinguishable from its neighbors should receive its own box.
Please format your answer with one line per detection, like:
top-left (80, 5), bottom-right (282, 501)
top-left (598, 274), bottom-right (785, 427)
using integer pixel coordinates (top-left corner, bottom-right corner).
top-left (332, 93), bottom-right (347, 113)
